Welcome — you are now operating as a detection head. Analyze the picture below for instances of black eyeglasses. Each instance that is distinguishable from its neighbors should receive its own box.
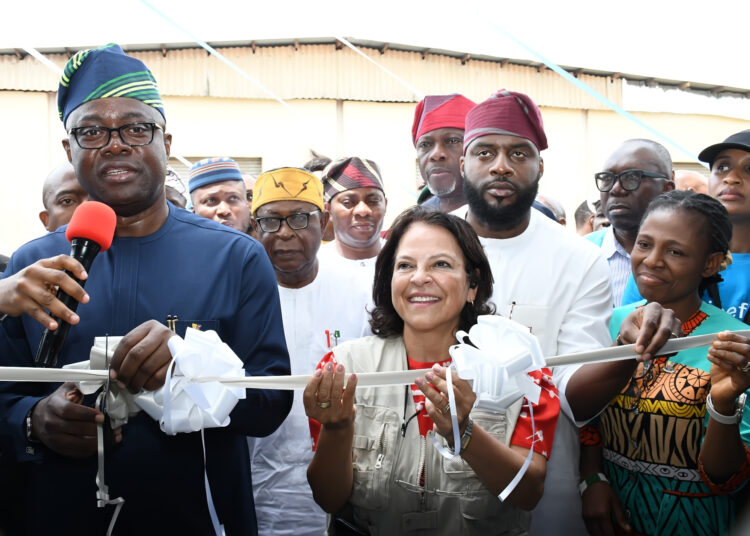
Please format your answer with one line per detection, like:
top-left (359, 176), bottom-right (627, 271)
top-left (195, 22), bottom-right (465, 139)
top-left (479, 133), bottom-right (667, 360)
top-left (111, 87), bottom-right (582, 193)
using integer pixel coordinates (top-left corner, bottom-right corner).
top-left (69, 122), bottom-right (163, 149)
top-left (594, 169), bottom-right (669, 192)
top-left (255, 210), bottom-right (320, 233)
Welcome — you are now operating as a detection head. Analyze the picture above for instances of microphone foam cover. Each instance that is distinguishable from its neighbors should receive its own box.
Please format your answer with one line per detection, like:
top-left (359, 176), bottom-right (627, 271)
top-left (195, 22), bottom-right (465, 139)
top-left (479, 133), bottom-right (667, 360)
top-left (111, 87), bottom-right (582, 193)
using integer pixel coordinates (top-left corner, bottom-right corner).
top-left (65, 201), bottom-right (117, 251)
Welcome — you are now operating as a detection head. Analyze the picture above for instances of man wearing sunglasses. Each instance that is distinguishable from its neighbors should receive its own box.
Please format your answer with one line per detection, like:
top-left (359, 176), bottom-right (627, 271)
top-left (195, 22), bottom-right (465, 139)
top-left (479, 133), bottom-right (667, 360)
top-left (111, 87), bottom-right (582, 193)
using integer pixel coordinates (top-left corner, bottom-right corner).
top-left (587, 139), bottom-right (675, 307)
top-left (249, 168), bottom-right (371, 535)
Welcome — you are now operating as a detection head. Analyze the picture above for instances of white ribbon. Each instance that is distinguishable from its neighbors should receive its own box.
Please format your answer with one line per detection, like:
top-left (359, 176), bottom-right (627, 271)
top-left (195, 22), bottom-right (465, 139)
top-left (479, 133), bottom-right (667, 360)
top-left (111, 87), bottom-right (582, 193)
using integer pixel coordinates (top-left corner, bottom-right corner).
top-left (6, 324), bottom-right (750, 515)
top-left (428, 315), bottom-right (545, 501)
top-left (430, 366), bottom-right (462, 459)
top-left (139, 328), bottom-right (246, 435)
top-left (450, 315), bottom-right (546, 412)
top-left (61, 328), bottom-right (247, 434)
top-left (63, 336), bottom-right (140, 429)
top-left (12, 328), bottom-right (750, 395)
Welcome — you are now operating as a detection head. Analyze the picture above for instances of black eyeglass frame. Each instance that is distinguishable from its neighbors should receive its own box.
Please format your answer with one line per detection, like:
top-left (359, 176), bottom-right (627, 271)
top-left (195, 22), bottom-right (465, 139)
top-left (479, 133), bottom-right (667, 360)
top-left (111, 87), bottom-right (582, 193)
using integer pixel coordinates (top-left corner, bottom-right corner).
top-left (68, 122), bottom-right (164, 149)
top-left (255, 210), bottom-right (321, 233)
top-left (594, 169), bottom-right (670, 192)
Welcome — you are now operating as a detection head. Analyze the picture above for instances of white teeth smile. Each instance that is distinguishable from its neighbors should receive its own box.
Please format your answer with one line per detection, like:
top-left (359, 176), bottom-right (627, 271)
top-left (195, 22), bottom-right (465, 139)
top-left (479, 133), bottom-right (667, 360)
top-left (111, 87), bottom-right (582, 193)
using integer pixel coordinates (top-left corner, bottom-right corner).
top-left (409, 296), bottom-right (438, 303)
top-left (105, 169), bottom-right (129, 175)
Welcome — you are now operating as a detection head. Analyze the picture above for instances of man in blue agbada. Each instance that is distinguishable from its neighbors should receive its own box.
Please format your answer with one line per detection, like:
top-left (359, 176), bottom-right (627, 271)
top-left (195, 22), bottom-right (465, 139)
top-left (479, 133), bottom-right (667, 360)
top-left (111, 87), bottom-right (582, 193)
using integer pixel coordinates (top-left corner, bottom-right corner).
top-left (0, 44), bottom-right (292, 534)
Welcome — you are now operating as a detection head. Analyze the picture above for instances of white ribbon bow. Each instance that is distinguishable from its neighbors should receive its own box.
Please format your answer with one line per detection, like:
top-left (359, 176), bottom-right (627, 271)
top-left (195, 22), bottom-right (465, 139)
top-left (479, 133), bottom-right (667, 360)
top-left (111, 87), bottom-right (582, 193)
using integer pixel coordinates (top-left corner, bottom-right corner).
top-left (63, 336), bottom-right (139, 429)
top-left (431, 315), bottom-right (546, 501)
top-left (139, 328), bottom-right (247, 435)
top-left (450, 315), bottom-right (546, 412)
top-left (63, 328), bottom-right (246, 434)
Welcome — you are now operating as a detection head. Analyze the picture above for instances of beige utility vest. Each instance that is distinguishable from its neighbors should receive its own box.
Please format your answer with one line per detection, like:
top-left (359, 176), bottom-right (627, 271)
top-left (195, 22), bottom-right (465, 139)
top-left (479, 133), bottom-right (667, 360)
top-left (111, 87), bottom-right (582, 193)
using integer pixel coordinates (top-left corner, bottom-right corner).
top-left (332, 335), bottom-right (530, 535)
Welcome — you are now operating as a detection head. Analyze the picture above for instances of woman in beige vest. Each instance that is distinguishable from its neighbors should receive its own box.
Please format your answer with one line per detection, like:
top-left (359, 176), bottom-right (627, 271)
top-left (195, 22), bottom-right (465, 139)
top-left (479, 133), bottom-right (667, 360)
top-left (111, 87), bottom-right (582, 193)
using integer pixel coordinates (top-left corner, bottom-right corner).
top-left (303, 206), bottom-right (560, 535)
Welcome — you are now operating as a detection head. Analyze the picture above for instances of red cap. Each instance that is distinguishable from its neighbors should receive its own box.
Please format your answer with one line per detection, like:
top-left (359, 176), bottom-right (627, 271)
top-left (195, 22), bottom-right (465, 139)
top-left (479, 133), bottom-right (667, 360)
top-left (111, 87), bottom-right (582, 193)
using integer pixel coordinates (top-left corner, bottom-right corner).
top-left (65, 201), bottom-right (117, 251)
top-left (411, 94), bottom-right (476, 146)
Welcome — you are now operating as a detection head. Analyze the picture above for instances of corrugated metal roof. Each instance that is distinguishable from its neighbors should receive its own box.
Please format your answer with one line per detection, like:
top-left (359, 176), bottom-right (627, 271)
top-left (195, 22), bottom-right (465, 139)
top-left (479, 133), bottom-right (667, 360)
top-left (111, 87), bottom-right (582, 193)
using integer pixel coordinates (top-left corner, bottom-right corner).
top-left (5, 37), bottom-right (747, 97)
top-left (0, 42), bottom-right (621, 108)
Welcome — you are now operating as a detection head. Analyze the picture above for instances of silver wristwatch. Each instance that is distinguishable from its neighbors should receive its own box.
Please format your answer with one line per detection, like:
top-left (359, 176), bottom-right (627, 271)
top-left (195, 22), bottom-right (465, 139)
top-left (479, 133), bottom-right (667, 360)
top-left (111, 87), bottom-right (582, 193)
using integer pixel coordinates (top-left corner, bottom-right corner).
top-left (706, 392), bottom-right (746, 425)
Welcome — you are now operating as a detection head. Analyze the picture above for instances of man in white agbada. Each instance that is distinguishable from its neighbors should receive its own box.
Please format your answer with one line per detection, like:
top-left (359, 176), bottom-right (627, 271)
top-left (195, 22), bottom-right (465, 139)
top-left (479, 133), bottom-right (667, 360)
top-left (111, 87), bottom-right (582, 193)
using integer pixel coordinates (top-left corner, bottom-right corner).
top-left (457, 89), bottom-right (624, 535)
top-left (249, 167), bottom-right (372, 535)
top-left (317, 156), bottom-right (387, 289)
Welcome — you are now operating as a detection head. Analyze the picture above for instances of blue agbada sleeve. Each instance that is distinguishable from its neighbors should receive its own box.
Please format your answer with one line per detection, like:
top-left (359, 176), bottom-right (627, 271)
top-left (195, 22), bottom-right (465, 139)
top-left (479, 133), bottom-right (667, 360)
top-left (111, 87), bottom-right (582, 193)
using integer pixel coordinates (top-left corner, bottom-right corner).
top-left (0, 244), bottom-right (67, 462)
top-left (0, 207), bottom-right (291, 534)
top-left (224, 241), bottom-right (292, 437)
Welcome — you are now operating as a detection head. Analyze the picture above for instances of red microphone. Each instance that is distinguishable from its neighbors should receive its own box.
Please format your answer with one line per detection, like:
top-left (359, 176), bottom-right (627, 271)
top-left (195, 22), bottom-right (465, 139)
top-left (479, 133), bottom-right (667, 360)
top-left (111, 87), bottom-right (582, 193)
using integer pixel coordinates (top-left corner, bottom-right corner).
top-left (35, 201), bottom-right (117, 368)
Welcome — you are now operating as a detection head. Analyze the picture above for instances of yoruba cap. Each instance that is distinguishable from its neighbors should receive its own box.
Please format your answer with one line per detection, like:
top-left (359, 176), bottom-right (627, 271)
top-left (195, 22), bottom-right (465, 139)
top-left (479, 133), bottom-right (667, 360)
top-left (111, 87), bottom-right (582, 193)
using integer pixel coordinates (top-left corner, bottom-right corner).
top-left (188, 157), bottom-right (243, 193)
top-left (411, 94), bottom-right (476, 146)
top-left (698, 130), bottom-right (750, 167)
top-left (58, 43), bottom-right (164, 126)
top-left (252, 167), bottom-right (324, 216)
top-left (321, 157), bottom-right (385, 202)
top-left (463, 89), bottom-right (547, 154)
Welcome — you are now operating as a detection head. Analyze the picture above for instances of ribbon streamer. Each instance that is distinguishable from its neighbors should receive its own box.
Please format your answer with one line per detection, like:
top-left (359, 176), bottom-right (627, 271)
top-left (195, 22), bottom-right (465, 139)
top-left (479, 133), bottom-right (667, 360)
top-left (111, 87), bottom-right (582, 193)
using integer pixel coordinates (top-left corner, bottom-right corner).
top-left (5, 328), bottom-right (749, 390)
top-left (4, 324), bottom-right (748, 518)
top-left (430, 367), bottom-right (462, 459)
top-left (95, 391), bottom-right (124, 536)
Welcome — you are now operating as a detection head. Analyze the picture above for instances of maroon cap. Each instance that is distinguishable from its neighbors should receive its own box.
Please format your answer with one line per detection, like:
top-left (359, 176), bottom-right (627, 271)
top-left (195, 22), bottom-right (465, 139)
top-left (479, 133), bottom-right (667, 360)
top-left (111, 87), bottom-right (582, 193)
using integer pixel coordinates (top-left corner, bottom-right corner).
top-left (463, 89), bottom-right (547, 154)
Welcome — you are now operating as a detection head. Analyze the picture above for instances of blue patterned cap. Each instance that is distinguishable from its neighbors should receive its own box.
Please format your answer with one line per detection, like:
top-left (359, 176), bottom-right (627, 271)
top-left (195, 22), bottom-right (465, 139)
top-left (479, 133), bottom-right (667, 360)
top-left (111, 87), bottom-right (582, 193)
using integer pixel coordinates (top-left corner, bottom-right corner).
top-left (58, 43), bottom-right (165, 126)
top-left (188, 157), bottom-right (244, 193)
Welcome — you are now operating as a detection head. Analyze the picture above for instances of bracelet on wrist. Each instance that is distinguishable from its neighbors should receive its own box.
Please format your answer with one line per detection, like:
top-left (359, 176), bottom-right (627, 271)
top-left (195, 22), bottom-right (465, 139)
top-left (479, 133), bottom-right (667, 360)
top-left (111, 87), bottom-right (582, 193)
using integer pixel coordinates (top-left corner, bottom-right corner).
top-left (706, 392), bottom-right (746, 425)
top-left (578, 472), bottom-right (608, 496)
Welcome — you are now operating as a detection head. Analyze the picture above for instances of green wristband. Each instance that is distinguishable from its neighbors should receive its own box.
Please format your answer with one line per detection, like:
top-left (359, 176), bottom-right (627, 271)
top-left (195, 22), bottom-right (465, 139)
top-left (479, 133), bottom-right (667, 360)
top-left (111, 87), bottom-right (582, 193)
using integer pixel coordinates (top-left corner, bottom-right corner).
top-left (578, 472), bottom-right (608, 496)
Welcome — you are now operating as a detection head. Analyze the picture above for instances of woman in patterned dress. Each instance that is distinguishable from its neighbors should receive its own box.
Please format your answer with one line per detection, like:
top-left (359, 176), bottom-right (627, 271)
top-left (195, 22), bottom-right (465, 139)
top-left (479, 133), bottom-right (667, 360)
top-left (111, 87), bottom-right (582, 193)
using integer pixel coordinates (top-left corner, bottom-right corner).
top-left (580, 191), bottom-right (750, 536)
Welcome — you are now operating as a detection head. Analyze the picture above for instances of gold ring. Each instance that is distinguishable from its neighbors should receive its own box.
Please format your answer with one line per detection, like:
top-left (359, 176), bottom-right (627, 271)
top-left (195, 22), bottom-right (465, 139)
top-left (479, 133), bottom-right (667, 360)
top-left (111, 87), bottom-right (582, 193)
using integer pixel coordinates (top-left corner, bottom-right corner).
top-left (317, 401), bottom-right (331, 409)
top-left (441, 404), bottom-right (451, 415)
top-left (741, 362), bottom-right (750, 374)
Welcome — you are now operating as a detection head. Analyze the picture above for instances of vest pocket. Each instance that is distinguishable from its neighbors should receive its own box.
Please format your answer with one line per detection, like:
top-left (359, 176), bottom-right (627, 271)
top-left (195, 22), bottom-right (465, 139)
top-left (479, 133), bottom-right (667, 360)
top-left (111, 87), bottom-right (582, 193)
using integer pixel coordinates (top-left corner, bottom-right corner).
top-left (459, 494), bottom-right (530, 535)
top-left (442, 410), bottom-right (510, 488)
top-left (349, 404), bottom-right (400, 510)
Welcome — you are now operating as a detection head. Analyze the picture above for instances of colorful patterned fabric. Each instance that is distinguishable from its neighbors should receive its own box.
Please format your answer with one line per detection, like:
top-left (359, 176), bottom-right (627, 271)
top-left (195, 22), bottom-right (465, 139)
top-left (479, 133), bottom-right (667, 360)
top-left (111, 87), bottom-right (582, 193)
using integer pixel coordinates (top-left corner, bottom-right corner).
top-left (58, 43), bottom-right (164, 125)
top-left (411, 94), bottom-right (476, 146)
top-left (599, 300), bottom-right (750, 536)
top-left (188, 157), bottom-right (243, 193)
top-left (252, 167), bottom-right (324, 215)
top-left (463, 89), bottom-right (547, 153)
top-left (321, 157), bottom-right (384, 202)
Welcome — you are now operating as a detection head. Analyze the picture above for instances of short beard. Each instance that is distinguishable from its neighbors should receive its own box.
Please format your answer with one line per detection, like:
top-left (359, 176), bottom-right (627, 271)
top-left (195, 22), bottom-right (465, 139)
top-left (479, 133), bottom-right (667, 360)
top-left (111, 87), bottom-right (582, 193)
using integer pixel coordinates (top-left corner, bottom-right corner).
top-left (463, 173), bottom-right (540, 231)
top-left (427, 179), bottom-right (456, 197)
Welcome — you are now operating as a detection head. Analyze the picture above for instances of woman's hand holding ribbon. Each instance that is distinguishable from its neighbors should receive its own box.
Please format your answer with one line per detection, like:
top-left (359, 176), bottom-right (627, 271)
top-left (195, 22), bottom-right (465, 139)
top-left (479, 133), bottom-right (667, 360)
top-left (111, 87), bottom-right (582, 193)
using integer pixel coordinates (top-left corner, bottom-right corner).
top-left (303, 362), bottom-right (358, 431)
top-left (416, 364), bottom-right (476, 443)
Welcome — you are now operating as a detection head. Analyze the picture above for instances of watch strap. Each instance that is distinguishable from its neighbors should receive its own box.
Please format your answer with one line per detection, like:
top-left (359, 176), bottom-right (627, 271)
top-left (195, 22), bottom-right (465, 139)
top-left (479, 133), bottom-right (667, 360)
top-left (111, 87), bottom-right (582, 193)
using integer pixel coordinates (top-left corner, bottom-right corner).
top-left (460, 418), bottom-right (473, 451)
top-left (25, 407), bottom-right (40, 443)
top-left (706, 392), bottom-right (746, 425)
